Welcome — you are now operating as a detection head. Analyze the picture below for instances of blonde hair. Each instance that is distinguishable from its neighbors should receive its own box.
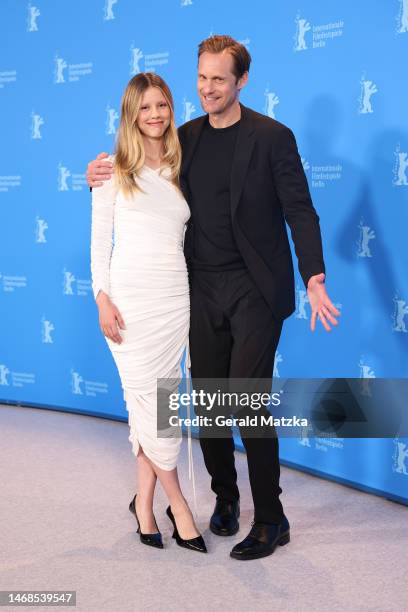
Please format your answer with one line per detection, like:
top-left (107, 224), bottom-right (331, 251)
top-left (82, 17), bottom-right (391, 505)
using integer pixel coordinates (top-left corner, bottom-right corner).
top-left (114, 72), bottom-right (181, 196)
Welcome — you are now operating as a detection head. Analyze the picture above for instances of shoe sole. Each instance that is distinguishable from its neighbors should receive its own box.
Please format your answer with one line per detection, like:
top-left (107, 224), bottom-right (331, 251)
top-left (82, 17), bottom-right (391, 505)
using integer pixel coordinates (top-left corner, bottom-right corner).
top-left (174, 539), bottom-right (207, 553)
top-left (229, 532), bottom-right (290, 560)
top-left (141, 540), bottom-right (164, 549)
top-left (210, 522), bottom-right (240, 536)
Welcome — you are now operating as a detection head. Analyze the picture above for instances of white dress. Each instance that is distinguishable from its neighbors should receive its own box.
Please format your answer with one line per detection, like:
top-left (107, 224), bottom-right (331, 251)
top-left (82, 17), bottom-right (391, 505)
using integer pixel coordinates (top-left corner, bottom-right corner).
top-left (90, 159), bottom-right (191, 472)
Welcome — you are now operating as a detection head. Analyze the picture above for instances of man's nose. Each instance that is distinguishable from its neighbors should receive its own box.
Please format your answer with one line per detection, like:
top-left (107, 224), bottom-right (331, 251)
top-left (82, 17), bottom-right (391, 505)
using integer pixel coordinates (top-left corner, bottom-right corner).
top-left (201, 81), bottom-right (215, 95)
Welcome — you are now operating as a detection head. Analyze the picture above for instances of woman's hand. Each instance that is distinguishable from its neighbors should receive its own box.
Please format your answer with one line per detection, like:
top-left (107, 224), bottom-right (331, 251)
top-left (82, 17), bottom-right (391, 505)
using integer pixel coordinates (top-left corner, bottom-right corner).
top-left (96, 291), bottom-right (126, 344)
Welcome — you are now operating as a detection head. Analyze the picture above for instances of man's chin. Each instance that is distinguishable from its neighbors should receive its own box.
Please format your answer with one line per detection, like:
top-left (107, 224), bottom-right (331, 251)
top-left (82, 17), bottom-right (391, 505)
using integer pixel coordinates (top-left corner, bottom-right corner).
top-left (201, 102), bottom-right (224, 114)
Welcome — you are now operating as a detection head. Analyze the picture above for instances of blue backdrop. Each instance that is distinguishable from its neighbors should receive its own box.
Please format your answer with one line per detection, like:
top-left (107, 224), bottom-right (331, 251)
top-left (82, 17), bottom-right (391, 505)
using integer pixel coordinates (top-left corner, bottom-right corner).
top-left (1, 0), bottom-right (407, 503)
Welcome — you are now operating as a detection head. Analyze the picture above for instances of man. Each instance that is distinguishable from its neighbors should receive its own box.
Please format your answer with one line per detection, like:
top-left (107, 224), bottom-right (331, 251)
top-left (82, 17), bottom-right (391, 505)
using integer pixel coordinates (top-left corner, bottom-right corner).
top-left (87, 35), bottom-right (340, 561)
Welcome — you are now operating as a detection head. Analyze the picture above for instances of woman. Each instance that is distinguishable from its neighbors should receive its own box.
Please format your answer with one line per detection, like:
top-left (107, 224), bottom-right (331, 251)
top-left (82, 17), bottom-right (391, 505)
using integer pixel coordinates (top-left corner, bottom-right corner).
top-left (90, 73), bottom-right (206, 553)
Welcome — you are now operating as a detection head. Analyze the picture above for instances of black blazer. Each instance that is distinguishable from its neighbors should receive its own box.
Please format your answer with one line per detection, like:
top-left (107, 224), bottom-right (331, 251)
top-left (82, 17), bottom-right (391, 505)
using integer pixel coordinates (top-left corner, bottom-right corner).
top-left (178, 103), bottom-right (325, 320)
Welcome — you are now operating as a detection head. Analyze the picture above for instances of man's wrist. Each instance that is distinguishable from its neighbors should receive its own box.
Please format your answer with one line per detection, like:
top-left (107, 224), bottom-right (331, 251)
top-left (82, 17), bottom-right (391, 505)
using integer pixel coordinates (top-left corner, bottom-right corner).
top-left (307, 273), bottom-right (325, 289)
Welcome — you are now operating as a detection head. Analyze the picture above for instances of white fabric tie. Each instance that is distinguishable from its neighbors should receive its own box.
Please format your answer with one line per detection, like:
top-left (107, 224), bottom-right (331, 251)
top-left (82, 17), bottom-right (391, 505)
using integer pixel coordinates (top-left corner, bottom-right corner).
top-left (183, 339), bottom-right (198, 520)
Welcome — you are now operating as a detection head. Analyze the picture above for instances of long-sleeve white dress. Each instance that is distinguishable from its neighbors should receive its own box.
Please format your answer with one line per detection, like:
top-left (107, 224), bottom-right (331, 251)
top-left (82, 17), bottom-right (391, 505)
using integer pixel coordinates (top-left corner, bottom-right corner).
top-left (90, 159), bottom-right (191, 471)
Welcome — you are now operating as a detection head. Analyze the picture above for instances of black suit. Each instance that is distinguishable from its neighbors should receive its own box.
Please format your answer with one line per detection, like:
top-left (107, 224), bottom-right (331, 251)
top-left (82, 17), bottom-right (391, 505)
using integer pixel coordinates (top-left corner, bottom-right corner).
top-left (178, 104), bottom-right (325, 523)
top-left (179, 103), bottom-right (325, 320)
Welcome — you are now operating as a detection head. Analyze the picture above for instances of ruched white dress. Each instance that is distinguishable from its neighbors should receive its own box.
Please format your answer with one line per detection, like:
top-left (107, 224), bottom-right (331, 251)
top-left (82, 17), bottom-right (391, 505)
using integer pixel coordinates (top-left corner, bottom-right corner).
top-left (90, 159), bottom-right (191, 473)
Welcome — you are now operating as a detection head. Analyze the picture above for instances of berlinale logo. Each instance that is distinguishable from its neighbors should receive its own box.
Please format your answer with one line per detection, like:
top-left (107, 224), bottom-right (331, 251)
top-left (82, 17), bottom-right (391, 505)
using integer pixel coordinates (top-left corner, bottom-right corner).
top-left (0, 364), bottom-right (10, 386)
top-left (393, 438), bottom-right (408, 475)
top-left (295, 285), bottom-right (310, 320)
top-left (57, 162), bottom-right (71, 191)
top-left (103, 0), bottom-right (118, 21)
top-left (358, 74), bottom-right (378, 114)
top-left (356, 218), bottom-right (375, 258)
top-left (27, 2), bottom-right (40, 32)
top-left (129, 44), bottom-right (143, 75)
top-left (71, 369), bottom-right (84, 395)
top-left (264, 88), bottom-right (279, 119)
top-left (63, 269), bottom-right (76, 295)
top-left (35, 216), bottom-right (48, 243)
top-left (392, 294), bottom-right (408, 333)
top-left (294, 13), bottom-right (311, 51)
top-left (182, 98), bottom-right (196, 123)
top-left (393, 144), bottom-right (408, 186)
top-left (54, 54), bottom-right (67, 84)
top-left (396, 0), bottom-right (408, 33)
top-left (106, 104), bottom-right (119, 135)
top-left (31, 111), bottom-right (44, 139)
top-left (41, 317), bottom-right (54, 344)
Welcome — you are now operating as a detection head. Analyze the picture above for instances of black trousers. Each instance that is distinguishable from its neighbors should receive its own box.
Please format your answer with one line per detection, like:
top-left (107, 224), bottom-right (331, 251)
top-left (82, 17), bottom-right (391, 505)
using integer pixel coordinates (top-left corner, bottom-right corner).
top-left (189, 268), bottom-right (284, 523)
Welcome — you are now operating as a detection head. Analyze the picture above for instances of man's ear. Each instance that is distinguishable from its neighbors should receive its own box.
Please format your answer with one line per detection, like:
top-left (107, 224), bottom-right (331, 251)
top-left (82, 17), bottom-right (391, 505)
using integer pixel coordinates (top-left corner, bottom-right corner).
top-left (237, 71), bottom-right (249, 92)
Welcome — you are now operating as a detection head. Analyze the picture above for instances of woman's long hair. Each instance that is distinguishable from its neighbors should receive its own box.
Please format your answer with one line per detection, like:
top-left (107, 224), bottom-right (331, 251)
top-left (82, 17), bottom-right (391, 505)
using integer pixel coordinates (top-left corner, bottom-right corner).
top-left (114, 72), bottom-right (181, 196)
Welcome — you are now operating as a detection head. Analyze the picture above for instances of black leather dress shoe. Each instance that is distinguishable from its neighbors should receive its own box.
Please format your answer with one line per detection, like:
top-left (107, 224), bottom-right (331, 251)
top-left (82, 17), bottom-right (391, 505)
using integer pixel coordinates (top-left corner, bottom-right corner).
top-left (210, 498), bottom-right (240, 536)
top-left (230, 515), bottom-right (290, 560)
top-left (129, 494), bottom-right (163, 549)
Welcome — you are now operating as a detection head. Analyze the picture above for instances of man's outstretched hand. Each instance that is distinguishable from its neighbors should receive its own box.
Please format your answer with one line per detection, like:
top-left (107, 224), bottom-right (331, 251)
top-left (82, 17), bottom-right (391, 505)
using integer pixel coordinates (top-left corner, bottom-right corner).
top-left (307, 273), bottom-right (340, 332)
top-left (86, 152), bottom-right (114, 188)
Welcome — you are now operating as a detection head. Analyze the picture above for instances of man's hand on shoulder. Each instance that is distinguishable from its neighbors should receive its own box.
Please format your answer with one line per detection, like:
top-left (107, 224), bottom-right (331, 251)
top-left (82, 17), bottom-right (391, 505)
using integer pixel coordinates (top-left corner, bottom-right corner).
top-left (87, 152), bottom-right (113, 188)
top-left (307, 273), bottom-right (341, 332)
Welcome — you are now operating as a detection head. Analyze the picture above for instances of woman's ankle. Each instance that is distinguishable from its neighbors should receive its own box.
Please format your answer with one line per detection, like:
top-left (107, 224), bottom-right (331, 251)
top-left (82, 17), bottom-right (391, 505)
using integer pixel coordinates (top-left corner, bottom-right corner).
top-left (169, 497), bottom-right (191, 514)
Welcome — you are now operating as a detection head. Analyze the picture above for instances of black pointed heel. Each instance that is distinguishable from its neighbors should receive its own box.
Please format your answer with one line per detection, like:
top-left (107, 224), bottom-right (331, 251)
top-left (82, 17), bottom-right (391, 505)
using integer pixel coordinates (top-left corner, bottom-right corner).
top-left (129, 494), bottom-right (163, 549)
top-left (166, 505), bottom-right (207, 553)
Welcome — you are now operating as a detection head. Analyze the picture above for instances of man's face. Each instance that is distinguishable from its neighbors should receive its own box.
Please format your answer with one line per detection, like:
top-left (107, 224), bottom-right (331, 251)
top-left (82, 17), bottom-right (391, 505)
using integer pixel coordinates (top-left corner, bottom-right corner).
top-left (197, 51), bottom-right (246, 115)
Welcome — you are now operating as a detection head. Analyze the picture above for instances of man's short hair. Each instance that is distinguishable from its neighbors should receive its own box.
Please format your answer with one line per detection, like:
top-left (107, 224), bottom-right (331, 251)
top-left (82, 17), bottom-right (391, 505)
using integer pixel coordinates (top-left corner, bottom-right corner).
top-left (198, 35), bottom-right (251, 81)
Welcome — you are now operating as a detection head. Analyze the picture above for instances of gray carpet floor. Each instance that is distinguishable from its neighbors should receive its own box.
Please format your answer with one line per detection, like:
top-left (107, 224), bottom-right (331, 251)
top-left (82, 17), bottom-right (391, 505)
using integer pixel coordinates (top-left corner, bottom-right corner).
top-left (0, 404), bottom-right (407, 612)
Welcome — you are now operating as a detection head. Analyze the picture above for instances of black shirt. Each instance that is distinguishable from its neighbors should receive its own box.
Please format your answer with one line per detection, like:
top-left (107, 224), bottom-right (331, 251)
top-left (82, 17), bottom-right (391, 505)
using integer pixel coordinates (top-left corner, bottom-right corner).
top-left (187, 117), bottom-right (246, 271)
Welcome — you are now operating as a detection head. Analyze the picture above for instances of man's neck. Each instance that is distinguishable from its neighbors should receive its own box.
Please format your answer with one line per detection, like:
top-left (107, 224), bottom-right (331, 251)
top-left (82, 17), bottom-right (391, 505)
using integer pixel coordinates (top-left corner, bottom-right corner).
top-left (208, 101), bottom-right (241, 129)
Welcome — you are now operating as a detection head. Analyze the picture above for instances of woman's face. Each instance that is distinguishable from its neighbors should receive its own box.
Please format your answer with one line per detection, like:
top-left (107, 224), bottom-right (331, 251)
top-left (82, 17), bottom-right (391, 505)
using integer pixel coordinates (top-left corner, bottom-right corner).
top-left (136, 86), bottom-right (171, 139)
